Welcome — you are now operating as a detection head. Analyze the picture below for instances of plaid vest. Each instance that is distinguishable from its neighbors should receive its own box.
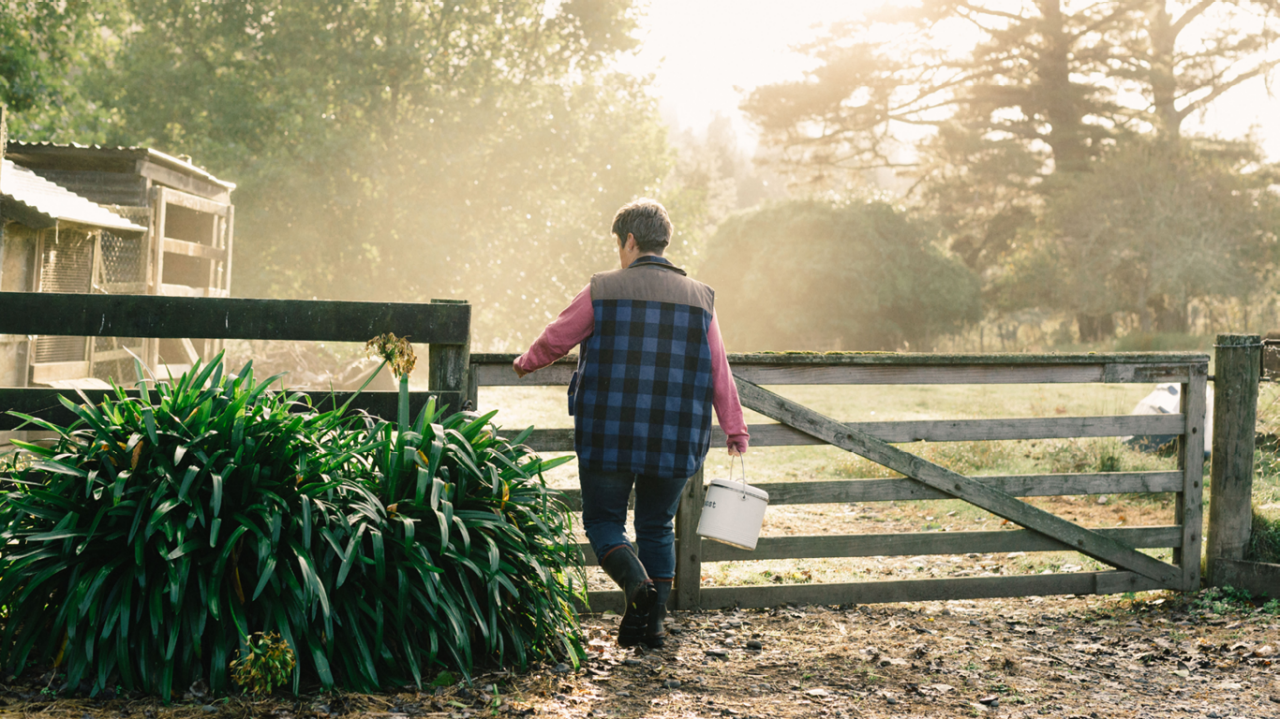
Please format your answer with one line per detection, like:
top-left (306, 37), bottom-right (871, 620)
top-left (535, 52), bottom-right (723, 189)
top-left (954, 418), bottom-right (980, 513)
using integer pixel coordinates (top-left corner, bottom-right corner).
top-left (570, 257), bottom-right (715, 479)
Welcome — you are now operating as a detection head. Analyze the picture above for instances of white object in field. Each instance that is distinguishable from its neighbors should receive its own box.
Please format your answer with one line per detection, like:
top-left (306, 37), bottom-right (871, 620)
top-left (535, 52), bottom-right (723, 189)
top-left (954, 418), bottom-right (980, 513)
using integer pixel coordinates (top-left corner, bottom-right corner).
top-left (1125, 382), bottom-right (1214, 453)
top-left (698, 477), bottom-right (769, 550)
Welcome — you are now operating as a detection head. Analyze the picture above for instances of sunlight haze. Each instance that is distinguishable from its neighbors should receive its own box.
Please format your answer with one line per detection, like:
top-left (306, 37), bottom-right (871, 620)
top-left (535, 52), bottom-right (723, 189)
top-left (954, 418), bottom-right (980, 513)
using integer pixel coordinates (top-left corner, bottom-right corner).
top-left (627, 0), bottom-right (1280, 158)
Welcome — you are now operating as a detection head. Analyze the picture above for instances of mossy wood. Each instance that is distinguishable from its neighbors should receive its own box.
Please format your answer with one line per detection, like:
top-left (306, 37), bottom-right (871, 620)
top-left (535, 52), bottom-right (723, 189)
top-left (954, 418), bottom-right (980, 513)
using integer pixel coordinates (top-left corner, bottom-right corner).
top-left (553, 471), bottom-right (1183, 511)
top-left (1210, 558), bottom-right (1280, 599)
top-left (472, 352), bottom-right (1203, 386)
top-left (736, 378), bottom-right (1183, 587)
top-left (1206, 334), bottom-right (1261, 586)
top-left (673, 469), bottom-right (704, 611)
top-left (1174, 360), bottom-right (1208, 590)
top-left (572, 525), bottom-right (1180, 565)
top-left (518, 414), bottom-right (1184, 452)
top-left (468, 351), bottom-right (1208, 609)
top-left (584, 570), bottom-right (1166, 614)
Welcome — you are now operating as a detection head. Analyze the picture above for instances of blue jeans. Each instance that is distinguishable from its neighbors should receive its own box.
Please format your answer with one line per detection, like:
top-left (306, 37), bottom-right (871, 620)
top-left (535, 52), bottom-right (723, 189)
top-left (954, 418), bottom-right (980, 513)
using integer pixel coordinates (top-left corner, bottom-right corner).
top-left (578, 468), bottom-right (689, 579)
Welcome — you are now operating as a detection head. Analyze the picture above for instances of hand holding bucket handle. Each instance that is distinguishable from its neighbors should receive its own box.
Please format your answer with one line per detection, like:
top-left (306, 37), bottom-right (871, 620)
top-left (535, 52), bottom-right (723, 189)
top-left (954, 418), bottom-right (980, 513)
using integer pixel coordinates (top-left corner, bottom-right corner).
top-left (697, 453), bottom-right (769, 550)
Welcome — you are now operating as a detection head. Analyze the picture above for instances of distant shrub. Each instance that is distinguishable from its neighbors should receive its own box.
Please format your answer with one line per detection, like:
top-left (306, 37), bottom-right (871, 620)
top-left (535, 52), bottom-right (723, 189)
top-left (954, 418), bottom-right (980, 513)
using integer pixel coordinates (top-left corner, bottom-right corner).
top-left (700, 199), bottom-right (981, 351)
top-left (1245, 507), bottom-right (1280, 565)
top-left (1112, 333), bottom-right (1210, 352)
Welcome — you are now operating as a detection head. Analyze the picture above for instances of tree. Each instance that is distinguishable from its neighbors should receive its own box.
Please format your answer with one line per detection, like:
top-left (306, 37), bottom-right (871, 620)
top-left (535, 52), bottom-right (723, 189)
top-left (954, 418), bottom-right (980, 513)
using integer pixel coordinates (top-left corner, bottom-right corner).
top-left (993, 139), bottom-right (1279, 335)
top-left (0, 0), bottom-right (126, 141)
top-left (742, 0), bottom-right (1280, 340)
top-left (699, 199), bottom-right (981, 351)
top-left (741, 1), bottom-right (1125, 184)
top-left (740, 0), bottom-right (1129, 294)
top-left (1111, 0), bottom-right (1280, 143)
top-left (100, 0), bottom-right (671, 347)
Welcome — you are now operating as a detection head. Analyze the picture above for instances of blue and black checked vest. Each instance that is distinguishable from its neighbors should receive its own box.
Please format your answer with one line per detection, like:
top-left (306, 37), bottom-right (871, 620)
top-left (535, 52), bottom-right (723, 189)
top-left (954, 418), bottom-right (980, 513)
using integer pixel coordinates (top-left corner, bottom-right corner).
top-left (569, 256), bottom-right (716, 479)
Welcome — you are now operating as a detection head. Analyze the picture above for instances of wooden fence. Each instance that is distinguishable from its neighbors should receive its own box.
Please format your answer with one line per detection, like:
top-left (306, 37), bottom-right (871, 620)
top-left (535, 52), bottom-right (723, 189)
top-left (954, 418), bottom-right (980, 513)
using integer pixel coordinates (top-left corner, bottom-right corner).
top-left (8, 294), bottom-right (1265, 606)
top-left (1208, 335), bottom-right (1280, 597)
top-left (0, 292), bottom-right (472, 432)
top-left (472, 351), bottom-right (1209, 612)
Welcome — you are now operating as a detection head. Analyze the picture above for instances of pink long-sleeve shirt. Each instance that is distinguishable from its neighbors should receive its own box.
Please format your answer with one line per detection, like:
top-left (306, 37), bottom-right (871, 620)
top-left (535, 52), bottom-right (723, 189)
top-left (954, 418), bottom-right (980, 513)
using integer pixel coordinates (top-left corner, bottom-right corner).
top-left (514, 284), bottom-right (750, 454)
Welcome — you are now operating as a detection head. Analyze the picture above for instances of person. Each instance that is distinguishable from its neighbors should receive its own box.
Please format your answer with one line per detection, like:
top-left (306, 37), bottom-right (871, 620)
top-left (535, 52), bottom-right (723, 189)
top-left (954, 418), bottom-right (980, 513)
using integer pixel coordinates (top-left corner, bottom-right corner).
top-left (513, 198), bottom-right (749, 648)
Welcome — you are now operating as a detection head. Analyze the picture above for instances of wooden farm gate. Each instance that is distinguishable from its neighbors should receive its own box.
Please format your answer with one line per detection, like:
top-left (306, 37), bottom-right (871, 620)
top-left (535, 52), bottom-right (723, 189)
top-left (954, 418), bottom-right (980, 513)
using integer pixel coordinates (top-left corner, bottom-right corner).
top-left (470, 352), bottom-right (1209, 612)
top-left (0, 292), bottom-right (472, 432)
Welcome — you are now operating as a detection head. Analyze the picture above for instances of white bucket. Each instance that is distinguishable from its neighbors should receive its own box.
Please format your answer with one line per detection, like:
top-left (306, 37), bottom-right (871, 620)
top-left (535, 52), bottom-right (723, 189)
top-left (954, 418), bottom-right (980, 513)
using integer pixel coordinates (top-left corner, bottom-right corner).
top-left (697, 461), bottom-right (769, 550)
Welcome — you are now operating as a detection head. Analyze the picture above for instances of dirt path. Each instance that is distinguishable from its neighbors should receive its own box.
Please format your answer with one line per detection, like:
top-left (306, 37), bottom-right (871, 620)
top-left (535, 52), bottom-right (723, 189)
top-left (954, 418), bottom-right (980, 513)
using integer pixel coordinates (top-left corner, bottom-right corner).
top-left (5, 591), bottom-right (1276, 719)
top-left (540, 593), bottom-right (1279, 719)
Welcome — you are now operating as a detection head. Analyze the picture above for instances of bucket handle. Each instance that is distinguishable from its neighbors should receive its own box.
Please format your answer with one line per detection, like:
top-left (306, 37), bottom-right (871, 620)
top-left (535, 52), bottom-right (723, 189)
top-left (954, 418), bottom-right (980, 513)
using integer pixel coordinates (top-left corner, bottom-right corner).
top-left (731, 454), bottom-right (748, 501)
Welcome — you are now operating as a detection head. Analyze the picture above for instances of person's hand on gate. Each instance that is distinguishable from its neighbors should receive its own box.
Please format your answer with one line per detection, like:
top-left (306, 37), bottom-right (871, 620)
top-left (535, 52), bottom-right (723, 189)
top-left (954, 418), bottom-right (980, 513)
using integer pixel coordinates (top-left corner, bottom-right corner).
top-left (512, 358), bottom-right (530, 378)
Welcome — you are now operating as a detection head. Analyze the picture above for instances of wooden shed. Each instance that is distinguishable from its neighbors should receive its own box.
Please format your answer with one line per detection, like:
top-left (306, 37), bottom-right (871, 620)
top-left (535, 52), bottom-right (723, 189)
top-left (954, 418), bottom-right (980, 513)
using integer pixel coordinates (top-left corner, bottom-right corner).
top-left (0, 135), bottom-right (235, 387)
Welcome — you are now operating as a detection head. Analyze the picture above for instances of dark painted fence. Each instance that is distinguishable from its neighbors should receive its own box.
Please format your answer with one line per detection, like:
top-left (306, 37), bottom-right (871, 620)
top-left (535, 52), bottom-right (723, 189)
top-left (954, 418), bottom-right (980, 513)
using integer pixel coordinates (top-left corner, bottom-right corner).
top-left (0, 292), bottom-right (471, 431)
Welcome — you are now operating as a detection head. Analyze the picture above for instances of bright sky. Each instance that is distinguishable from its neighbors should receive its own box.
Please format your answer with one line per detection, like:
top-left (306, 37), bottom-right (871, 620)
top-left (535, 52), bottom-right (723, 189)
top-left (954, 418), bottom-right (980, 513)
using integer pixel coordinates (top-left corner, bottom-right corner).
top-left (620, 0), bottom-right (1280, 160)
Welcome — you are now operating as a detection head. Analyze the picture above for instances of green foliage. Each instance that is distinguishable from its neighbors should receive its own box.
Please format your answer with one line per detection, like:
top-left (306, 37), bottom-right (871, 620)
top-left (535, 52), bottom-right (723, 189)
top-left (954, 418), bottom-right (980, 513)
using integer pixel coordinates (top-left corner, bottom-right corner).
top-left (1110, 333), bottom-right (1211, 353)
top-left (230, 632), bottom-right (296, 696)
top-left (700, 199), bottom-right (980, 350)
top-left (0, 353), bottom-right (583, 699)
top-left (992, 140), bottom-right (1279, 332)
top-left (1245, 507), bottom-right (1280, 565)
top-left (94, 0), bottom-right (669, 347)
top-left (0, 0), bottom-right (127, 141)
top-left (1190, 586), bottom-right (1258, 614)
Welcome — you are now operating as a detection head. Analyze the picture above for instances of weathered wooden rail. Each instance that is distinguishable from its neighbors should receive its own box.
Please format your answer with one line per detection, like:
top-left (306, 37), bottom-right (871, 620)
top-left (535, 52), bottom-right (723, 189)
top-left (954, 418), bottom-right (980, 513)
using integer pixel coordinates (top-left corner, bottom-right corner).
top-left (0, 292), bottom-right (471, 431)
top-left (472, 351), bottom-right (1209, 612)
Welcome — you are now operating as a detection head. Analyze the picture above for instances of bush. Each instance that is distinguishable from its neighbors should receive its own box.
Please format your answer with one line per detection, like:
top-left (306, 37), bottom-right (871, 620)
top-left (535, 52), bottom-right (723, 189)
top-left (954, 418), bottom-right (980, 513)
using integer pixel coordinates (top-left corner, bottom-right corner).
top-left (699, 199), bottom-right (981, 351)
top-left (1111, 333), bottom-right (1210, 352)
top-left (1245, 507), bottom-right (1280, 565)
top-left (0, 352), bottom-right (582, 699)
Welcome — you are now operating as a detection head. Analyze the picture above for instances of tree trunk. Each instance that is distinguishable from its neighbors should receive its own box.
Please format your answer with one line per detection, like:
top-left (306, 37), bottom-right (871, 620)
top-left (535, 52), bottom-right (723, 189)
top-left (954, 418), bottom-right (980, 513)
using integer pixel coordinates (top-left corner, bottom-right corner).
top-left (1039, 0), bottom-right (1090, 173)
top-left (1147, 1), bottom-right (1183, 143)
top-left (1151, 294), bottom-right (1189, 333)
top-left (1077, 313), bottom-right (1115, 342)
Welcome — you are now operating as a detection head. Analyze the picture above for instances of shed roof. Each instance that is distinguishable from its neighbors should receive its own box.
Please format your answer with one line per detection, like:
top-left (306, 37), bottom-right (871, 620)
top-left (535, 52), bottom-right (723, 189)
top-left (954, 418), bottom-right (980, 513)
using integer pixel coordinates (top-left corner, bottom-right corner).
top-left (1, 158), bottom-right (146, 232)
top-left (5, 141), bottom-right (236, 191)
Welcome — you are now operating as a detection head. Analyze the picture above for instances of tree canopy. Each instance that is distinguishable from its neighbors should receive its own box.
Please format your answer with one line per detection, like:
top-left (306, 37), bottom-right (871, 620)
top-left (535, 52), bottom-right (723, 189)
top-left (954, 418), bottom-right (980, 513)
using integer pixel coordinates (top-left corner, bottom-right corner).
top-left (742, 0), bottom-right (1280, 341)
top-left (2, 0), bottom-right (677, 347)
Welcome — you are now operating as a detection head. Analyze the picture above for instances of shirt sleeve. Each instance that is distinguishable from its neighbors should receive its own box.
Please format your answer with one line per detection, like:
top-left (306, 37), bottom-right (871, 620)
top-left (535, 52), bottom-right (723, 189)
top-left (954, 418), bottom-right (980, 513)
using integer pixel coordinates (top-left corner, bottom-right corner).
top-left (514, 284), bottom-right (594, 373)
top-left (708, 310), bottom-right (749, 453)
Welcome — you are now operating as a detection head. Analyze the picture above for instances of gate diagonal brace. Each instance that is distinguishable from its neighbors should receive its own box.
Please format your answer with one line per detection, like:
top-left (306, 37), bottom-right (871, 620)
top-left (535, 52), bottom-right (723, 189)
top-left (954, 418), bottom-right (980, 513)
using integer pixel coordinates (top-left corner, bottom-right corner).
top-left (735, 378), bottom-right (1181, 587)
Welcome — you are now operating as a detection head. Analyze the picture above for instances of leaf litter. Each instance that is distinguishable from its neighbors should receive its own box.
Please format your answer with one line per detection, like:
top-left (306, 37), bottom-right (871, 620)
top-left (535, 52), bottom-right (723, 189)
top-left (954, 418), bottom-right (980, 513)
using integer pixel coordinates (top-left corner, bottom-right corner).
top-left (4, 590), bottom-right (1277, 718)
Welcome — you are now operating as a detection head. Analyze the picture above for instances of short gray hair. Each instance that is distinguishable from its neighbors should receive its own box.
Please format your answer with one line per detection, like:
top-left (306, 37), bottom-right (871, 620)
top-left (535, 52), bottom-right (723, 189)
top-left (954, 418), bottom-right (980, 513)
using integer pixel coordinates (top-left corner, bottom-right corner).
top-left (612, 199), bottom-right (672, 254)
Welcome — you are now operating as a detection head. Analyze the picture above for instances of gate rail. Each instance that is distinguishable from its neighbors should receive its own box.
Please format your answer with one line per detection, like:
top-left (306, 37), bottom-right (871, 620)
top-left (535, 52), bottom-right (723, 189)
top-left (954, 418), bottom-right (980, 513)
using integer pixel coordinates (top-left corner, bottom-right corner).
top-left (471, 351), bottom-right (1209, 612)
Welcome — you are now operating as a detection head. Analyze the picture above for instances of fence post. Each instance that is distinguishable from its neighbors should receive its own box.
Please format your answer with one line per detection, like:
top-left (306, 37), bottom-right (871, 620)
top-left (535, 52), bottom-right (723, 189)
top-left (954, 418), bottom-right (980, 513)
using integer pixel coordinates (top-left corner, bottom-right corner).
top-left (673, 466), bottom-right (705, 610)
top-left (1206, 333), bottom-right (1261, 586)
top-left (428, 299), bottom-right (471, 411)
top-left (1174, 361), bottom-right (1208, 591)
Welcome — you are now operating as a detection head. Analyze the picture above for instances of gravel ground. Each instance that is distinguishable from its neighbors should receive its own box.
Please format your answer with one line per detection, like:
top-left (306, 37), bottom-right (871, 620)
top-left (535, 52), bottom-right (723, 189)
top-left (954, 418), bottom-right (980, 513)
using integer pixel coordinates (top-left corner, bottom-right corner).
top-left (4, 590), bottom-right (1277, 719)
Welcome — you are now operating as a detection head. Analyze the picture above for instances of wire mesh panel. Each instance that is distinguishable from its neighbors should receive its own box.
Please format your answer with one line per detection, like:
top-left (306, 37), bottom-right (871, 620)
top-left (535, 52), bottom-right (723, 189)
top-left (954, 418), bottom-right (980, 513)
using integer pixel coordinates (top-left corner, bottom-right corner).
top-left (93, 230), bottom-right (147, 382)
top-left (101, 231), bottom-right (146, 286)
top-left (33, 230), bottom-right (94, 366)
top-left (39, 230), bottom-right (94, 293)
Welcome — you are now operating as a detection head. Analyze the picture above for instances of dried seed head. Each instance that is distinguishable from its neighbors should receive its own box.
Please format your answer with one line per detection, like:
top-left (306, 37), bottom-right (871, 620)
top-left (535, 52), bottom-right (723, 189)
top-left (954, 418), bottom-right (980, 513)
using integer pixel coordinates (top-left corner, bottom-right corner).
top-left (366, 332), bottom-right (417, 379)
